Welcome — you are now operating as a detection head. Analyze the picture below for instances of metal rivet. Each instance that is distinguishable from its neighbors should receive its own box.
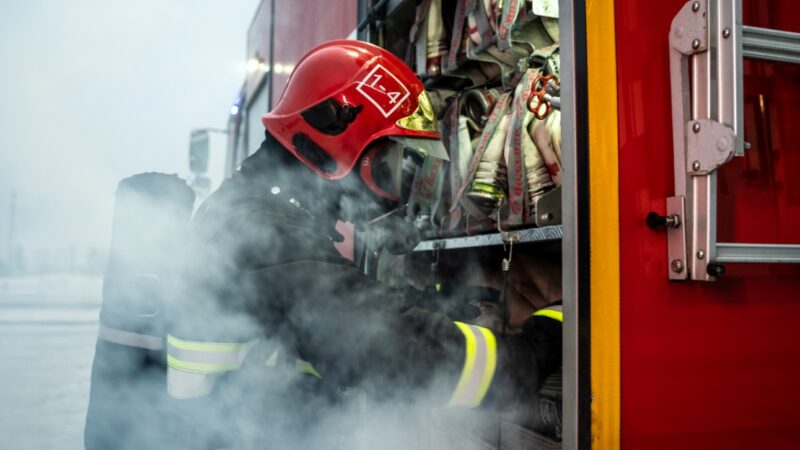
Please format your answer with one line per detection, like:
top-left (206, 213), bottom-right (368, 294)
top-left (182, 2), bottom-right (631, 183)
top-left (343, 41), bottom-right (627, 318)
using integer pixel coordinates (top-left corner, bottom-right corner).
top-left (692, 1), bottom-right (700, 12)
top-left (675, 26), bottom-right (686, 38)
top-left (671, 259), bottom-right (685, 273)
top-left (697, 250), bottom-right (705, 260)
top-left (722, 28), bottom-right (731, 38)
top-left (270, 186), bottom-right (280, 195)
top-left (540, 212), bottom-right (554, 222)
top-left (692, 39), bottom-right (701, 49)
top-left (692, 161), bottom-right (701, 171)
top-left (692, 122), bottom-right (701, 132)
top-left (717, 137), bottom-right (729, 151)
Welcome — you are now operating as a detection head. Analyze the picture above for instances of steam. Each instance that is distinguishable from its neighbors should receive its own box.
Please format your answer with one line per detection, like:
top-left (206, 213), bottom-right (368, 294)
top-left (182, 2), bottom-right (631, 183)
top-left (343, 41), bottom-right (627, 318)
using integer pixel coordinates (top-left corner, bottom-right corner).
top-left (0, 0), bottom-right (258, 274)
top-left (81, 141), bottom-right (550, 449)
top-left (0, 2), bottom-right (262, 449)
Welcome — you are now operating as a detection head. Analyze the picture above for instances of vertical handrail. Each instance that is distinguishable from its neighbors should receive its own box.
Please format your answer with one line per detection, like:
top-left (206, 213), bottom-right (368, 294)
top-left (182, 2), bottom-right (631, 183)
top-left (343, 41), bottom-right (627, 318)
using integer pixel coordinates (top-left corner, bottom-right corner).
top-left (668, 0), bottom-right (800, 280)
top-left (668, 0), bottom-right (710, 280)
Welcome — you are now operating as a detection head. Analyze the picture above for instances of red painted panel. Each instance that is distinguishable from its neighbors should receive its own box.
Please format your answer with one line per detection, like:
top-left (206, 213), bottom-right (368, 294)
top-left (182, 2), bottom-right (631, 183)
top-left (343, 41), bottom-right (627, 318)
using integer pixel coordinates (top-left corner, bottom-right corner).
top-left (615, 1), bottom-right (800, 449)
top-left (270, 0), bottom-right (357, 105)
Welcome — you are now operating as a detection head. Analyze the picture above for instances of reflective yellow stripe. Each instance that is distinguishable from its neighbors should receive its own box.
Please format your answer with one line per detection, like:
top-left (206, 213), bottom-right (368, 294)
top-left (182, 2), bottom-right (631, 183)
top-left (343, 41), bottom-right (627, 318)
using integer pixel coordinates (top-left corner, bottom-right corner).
top-left (533, 308), bottom-right (564, 323)
top-left (166, 334), bottom-right (257, 376)
top-left (265, 350), bottom-right (279, 367)
top-left (447, 321), bottom-right (497, 408)
top-left (295, 360), bottom-right (322, 379)
top-left (166, 354), bottom-right (240, 374)
top-left (167, 334), bottom-right (247, 352)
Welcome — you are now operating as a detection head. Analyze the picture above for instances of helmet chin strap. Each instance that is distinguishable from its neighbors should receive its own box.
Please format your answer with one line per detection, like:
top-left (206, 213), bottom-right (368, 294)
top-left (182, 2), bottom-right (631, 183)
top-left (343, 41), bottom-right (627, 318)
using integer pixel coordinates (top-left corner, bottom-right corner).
top-left (366, 203), bottom-right (409, 226)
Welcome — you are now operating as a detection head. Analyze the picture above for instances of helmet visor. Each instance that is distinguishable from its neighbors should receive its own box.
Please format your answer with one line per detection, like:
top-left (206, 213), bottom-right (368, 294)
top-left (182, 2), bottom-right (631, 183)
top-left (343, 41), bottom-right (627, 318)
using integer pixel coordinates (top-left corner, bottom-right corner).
top-left (368, 141), bottom-right (422, 201)
top-left (363, 136), bottom-right (449, 202)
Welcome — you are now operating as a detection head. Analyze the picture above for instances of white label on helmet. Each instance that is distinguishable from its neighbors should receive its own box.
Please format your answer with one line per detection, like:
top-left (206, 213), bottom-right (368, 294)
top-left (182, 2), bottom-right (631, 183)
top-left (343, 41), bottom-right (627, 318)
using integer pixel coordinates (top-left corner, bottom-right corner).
top-left (356, 64), bottom-right (410, 118)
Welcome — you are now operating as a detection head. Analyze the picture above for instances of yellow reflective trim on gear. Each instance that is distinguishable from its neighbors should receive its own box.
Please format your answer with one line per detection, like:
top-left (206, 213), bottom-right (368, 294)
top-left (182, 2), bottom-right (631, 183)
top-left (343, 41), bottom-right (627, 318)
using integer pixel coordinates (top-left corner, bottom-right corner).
top-left (167, 334), bottom-right (247, 353)
top-left (533, 308), bottom-right (564, 323)
top-left (167, 355), bottom-right (240, 374)
top-left (295, 360), bottom-right (322, 379)
top-left (265, 350), bottom-right (279, 367)
top-left (447, 322), bottom-right (496, 408)
top-left (474, 326), bottom-right (497, 404)
top-left (449, 322), bottom-right (478, 406)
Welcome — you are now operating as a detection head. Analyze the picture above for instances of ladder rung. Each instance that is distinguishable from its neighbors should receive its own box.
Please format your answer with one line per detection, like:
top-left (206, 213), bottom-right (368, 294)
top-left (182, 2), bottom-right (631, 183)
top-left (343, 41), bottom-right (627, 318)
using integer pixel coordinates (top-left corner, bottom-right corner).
top-left (742, 25), bottom-right (800, 65)
top-left (716, 243), bottom-right (800, 263)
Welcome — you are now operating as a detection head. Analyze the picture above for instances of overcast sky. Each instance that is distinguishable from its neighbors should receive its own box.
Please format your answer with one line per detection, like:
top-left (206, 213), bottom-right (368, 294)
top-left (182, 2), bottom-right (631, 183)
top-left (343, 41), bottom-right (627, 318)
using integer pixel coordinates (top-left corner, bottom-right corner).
top-left (0, 0), bottom-right (260, 256)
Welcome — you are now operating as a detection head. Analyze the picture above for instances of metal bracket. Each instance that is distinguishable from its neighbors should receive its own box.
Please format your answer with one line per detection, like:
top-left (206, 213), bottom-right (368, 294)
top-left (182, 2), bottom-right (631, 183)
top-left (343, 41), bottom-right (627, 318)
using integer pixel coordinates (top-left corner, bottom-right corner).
top-left (667, 196), bottom-right (688, 280)
top-left (534, 186), bottom-right (563, 227)
top-left (686, 119), bottom-right (735, 175)
top-left (501, 231), bottom-right (522, 245)
top-left (670, 0), bottom-right (709, 56)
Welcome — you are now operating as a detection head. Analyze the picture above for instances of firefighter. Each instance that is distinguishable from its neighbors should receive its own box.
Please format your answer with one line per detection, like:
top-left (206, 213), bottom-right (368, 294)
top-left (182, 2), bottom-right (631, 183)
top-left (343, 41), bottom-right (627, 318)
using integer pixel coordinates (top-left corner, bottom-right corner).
top-left (167, 40), bottom-right (562, 449)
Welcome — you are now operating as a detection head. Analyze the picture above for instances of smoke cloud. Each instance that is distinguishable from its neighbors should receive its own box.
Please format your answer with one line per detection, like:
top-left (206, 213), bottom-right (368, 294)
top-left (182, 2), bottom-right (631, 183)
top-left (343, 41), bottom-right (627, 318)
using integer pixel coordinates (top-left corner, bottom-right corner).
top-left (82, 135), bottom-right (562, 449)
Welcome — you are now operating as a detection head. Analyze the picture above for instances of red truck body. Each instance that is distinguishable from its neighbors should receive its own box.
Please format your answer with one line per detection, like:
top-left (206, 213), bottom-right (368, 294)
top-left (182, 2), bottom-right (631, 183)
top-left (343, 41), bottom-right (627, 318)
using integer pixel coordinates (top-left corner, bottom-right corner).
top-left (615, 0), bottom-right (800, 448)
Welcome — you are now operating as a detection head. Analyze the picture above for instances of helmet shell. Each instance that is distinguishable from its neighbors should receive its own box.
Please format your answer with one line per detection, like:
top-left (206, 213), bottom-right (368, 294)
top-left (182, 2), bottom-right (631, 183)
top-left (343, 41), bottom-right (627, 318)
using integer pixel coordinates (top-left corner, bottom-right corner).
top-left (262, 40), bottom-right (440, 180)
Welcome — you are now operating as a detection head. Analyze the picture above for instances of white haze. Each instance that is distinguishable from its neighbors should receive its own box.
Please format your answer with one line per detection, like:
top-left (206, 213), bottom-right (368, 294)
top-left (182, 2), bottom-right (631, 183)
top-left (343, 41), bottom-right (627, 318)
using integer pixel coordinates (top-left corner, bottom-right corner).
top-left (0, 0), bottom-right (259, 256)
top-left (0, 2), bottom-right (561, 449)
top-left (80, 166), bottom-right (517, 450)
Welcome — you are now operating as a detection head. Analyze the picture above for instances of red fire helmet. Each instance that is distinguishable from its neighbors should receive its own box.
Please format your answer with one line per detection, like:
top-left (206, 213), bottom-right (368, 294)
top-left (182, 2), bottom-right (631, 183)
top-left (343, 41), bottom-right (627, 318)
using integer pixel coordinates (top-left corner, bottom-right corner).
top-left (262, 39), bottom-right (446, 181)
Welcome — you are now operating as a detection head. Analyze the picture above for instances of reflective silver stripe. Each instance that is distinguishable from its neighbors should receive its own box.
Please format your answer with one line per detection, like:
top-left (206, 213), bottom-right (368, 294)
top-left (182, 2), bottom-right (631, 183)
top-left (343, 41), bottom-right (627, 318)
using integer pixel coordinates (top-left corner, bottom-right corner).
top-left (448, 322), bottom-right (497, 408)
top-left (167, 368), bottom-right (217, 399)
top-left (456, 324), bottom-right (489, 405)
top-left (97, 325), bottom-right (163, 350)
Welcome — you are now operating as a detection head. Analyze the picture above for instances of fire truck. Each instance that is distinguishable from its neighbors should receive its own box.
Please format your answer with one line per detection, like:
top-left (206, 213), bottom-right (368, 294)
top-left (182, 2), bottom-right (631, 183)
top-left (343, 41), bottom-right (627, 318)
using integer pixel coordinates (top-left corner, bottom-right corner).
top-left (186, 0), bottom-right (800, 448)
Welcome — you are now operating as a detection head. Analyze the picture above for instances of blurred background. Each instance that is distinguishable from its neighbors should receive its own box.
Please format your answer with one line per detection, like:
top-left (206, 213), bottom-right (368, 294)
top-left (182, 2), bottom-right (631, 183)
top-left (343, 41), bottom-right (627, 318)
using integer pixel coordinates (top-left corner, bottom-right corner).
top-left (0, 1), bottom-right (258, 447)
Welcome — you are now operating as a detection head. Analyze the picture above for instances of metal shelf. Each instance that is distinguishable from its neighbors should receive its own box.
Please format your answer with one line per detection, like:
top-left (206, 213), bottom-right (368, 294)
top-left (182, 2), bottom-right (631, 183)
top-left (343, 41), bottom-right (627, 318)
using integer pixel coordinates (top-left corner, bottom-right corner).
top-left (413, 225), bottom-right (563, 252)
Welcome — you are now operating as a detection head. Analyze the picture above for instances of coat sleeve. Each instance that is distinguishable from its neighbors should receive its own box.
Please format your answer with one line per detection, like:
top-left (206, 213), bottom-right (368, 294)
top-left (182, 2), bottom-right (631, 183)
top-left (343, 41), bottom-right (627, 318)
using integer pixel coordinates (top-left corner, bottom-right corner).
top-left (240, 260), bottom-right (467, 404)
